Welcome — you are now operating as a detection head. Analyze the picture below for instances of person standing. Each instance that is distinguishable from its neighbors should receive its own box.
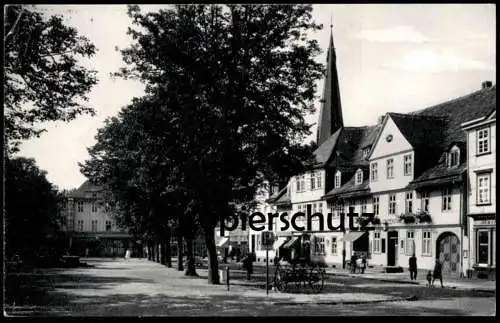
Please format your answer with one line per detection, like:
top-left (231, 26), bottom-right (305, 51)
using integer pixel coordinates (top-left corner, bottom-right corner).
top-left (361, 255), bottom-right (367, 274)
top-left (350, 253), bottom-right (358, 273)
top-left (409, 254), bottom-right (417, 280)
top-left (432, 258), bottom-right (444, 288)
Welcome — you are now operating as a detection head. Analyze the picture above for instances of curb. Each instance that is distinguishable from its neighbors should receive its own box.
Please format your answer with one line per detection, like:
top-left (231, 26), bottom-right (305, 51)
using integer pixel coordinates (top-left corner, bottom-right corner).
top-left (326, 272), bottom-right (419, 285)
top-left (274, 295), bottom-right (419, 306)
top-left (325, 272), bottom-right (496, 291)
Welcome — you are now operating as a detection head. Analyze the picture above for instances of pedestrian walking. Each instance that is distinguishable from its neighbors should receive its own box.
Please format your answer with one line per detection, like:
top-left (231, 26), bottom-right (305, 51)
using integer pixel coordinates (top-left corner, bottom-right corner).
top-left (242, 253), bottom-right (254, 280)
top-left (361, 255), bottom-right (367, 274)
top-left (409, 254), bottom-right (418, 280)
top-left (432, 258), bottom-right (444, 288)
top-left (350, 253), bottom-right (358, 273)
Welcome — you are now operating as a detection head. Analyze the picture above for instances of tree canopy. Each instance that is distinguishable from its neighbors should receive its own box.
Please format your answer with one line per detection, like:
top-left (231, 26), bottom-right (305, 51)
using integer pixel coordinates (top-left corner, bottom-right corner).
top-left (4, 5), bottom-right (98, 152)
top-left (84, 4), bottom-right (324, 284)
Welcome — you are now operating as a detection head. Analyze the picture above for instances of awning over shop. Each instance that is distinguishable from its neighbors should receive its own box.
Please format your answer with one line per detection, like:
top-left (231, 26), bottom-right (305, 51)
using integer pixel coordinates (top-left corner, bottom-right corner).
top-left (282, 236), bottom-right (300, 249)
top-left (217, 237), bottom-right (229, 248)
top-left (343, 231), bottom-right (367, 242)
top-left (273, 237), bottom-right (288, 250)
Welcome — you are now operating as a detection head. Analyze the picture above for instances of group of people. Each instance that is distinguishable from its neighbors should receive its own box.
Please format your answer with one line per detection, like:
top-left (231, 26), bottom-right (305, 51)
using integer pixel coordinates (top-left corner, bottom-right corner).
top-left (409, 254), bottom-right (444, 288)
top-left (349, 253), bottom-right (367, 274)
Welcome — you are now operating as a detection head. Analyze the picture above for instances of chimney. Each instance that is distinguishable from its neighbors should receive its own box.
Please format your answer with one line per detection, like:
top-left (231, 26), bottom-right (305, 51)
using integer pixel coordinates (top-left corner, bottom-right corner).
top-left (377, 115), bottom-right (385, 124)
top-left (482, 81), bottom-right (492, 89)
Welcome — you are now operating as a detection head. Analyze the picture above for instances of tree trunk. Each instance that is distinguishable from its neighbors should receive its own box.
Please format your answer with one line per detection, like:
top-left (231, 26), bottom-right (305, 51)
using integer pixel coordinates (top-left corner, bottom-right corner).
top-left (185, 238), bottom-right (198, 276)
top-left (147, 242), bottom-right (152, 261)
top-left (165, 235), bottom-right (172, 268)
top-left (177, 235), bottom-right (184, 271)
top-left (155, 241), bottom-right (160, 263)
top-left (160, 239), bottom-right (166, 265)
top-left (204, 226), bottom-right (219, 284)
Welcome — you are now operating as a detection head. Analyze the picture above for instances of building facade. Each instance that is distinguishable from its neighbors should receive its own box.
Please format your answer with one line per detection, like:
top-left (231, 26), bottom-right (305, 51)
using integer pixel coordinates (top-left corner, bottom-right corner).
top-left (61, 181), bottom-right (132, 257)
top-left (263, 26), bottom-right (496, 279)
top-left (462, 108), bottom-right (496, 279)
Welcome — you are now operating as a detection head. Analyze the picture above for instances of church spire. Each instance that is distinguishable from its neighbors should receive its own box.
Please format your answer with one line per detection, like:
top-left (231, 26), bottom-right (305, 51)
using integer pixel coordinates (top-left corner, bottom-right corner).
top-left (316, 18), bottom-right (344, 146)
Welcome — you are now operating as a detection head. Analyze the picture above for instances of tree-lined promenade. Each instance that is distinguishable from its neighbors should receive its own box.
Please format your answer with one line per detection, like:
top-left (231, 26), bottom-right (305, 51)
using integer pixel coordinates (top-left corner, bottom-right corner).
top-left (79, 4), bottom-right (325, 284)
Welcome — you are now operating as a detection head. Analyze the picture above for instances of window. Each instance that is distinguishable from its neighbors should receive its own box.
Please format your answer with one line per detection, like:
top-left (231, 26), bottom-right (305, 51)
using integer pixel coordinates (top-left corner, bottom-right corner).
top-left (422, 231), bottom-right (432, 256)
top-left (91, 220), bottom-right (98, 232)
top-left (406, 231), bottom-right (415, 255)
top-left (373, 232), bottom-right (381, 253)
top-left (370, 163), bottom-right (378, 181)
top-left (363, 147), bottom-right (370, 158)
top-left (312, 203), bottom-right (317, 214)
top-left (77, 201), bottom-right (84, 212)
top-left (91, 203), bottom-right (98, 213)
top-left (477, 173), bottom-right (491, 205)
top-left (404, 154), bottom-right (412, 175)
top-left (405, 192), bottom-right (413, 213)
top-left (386, 159), bottom-right (394, 179)
top-left (355, 169), bottom-right (363, 185)
top-left (106, 220), bottom-right (112, 232)
top-left (61, 217), bottom-right (67, 227)
top-left (477, 127), bottom-right (490, 154)
top-left (331, 237), bottom-right (337, 255)
top-left (477, 230), bottom-right (490, 265)
top-left (77, 220), bottom-right (84, 232)
top-left (361, 200), bottom-right (367, 214)
top-left (372, 196), bottom-right (379, 216)
top-left (421, 192), bottom-right (430, 212)
top-left (449, 147), bottom-right (460, 167)
top-left (400, 240), bottom-right (405, 253)
top-left (68, 219), bottom-right (74, 230)
top-left (389, 194), bottom-right (397, 215)
top-left (334, 202), bottom-right (343, 218)
top-left (296, 175), bottom-right (306, 192)
top-left (334, 171), bottom-right (341, 188)
top-left (310, 172), bottom-right (322, 190)
top-left (442, 187), bottom-right (452, 211)
top-left (314, 236), bottom-right (325, 255)
top-left (318, 202), bottom-right (323, 215)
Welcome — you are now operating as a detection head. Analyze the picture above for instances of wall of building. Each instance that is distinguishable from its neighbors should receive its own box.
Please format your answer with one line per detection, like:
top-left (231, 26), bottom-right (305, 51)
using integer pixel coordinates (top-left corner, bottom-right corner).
top-left (467, 122), bottom-right (496, 215)
top-left (370, 117), bottom-right (414, 194)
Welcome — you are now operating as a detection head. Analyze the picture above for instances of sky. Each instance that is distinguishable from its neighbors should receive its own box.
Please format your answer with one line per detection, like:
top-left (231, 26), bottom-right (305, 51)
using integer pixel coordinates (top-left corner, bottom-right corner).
top-left (15, 4), bottom-right (496, 190)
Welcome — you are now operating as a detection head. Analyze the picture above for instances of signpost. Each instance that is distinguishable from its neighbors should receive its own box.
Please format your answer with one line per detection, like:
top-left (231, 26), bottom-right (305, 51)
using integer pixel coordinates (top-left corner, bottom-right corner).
top-left (261, 232), bottom-right (275, 295)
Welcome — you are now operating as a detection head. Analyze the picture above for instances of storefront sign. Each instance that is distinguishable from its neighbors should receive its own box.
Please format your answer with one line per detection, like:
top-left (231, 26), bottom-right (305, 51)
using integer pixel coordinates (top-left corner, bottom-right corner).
top-left (475, 220), bottom-right (496, 226)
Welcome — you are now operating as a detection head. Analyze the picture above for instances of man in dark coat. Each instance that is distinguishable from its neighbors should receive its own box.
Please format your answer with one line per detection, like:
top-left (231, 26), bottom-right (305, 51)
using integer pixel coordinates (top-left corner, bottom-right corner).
top-left (432, 258), bottom-right (444, 288)
top-left (242, 253), bottom-right (254, 280)
top-left (409, 254), bottom-right (417, 280)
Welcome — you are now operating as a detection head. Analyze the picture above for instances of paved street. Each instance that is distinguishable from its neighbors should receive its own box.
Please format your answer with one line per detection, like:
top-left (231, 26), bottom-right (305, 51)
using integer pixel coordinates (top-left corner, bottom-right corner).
top-left (5, 258), bottom-right (496, 316)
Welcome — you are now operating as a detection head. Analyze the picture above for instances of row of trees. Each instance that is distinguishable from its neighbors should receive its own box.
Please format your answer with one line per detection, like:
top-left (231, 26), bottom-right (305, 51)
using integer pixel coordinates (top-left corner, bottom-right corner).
top-left (4, 5), bottom-right (99, 263)
top-left (80, 4), bottom-right (323, 284)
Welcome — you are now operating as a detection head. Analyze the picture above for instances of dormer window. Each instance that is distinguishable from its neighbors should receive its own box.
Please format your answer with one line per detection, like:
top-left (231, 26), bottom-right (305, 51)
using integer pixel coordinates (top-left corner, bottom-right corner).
top-left (362, 147), bottom-right (370, 158)
top-left (355, 169), bottom-right (363, 185)
top-left (334, 171), bottom-right (341, 188)
top-left (448, 146), bottom-right (460, 168)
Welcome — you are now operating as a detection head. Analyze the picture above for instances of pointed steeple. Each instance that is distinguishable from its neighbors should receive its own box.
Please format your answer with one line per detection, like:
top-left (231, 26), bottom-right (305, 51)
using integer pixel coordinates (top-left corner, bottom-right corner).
top-left (316, 21), bottom-right (344, 146)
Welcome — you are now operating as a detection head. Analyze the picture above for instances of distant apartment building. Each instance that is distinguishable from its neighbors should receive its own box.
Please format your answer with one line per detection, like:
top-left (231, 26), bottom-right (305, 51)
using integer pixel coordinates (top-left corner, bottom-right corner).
top-left (60, 181), bottom-right (132, 257)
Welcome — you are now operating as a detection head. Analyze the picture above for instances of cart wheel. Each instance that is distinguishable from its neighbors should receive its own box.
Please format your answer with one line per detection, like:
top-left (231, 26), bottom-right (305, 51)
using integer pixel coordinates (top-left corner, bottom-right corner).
top-left (309, 266), bottom-right (325, 291)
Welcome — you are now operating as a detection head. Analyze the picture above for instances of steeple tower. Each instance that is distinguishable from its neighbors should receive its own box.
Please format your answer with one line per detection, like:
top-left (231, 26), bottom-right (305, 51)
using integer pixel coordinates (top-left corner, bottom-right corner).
top-left (316, 19), bottom-right (344, 146)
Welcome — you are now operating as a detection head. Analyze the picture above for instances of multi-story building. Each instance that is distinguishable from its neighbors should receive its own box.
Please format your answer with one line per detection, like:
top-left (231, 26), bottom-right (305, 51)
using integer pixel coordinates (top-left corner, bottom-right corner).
top-left (266, 25), bottom-right (496, 279)
top-left (61, 180), bottom-right (132, 257)
top-left (462, 106), bottom-right (496, 279)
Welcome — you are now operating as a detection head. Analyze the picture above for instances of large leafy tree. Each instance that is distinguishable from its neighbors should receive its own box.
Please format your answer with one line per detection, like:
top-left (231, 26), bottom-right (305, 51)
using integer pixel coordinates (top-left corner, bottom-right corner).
top-left (5, 157), bottom-right (64, 262)
top-left (114, 4), bottom-right (324, 284)
top-left (80, 96), bottom-right (198, 272)
top-left (4, 5), bottom-right (98, 153)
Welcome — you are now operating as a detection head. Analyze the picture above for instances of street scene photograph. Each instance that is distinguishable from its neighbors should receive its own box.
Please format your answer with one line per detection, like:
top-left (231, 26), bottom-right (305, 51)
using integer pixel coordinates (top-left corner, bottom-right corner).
top-left (3, 4), bottom-right (496, 317)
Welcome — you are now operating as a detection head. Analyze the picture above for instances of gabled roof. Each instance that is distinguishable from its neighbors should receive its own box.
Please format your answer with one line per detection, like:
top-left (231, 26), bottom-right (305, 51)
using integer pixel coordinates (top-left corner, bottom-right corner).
top-left (411, 84), bottom-right (496, 148)
top-left (388, 112), bottom-right (447, 152)
top-left (407, 163), bottom-right (466, 190)
top-left (311, 127), bottom-right (342, 167)
top-left (67, 180), bottom-right (102, 198)
top-left (266, 186), bottom-right (287, 204)
top-left (323, 177), bottom-right (371, 200)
